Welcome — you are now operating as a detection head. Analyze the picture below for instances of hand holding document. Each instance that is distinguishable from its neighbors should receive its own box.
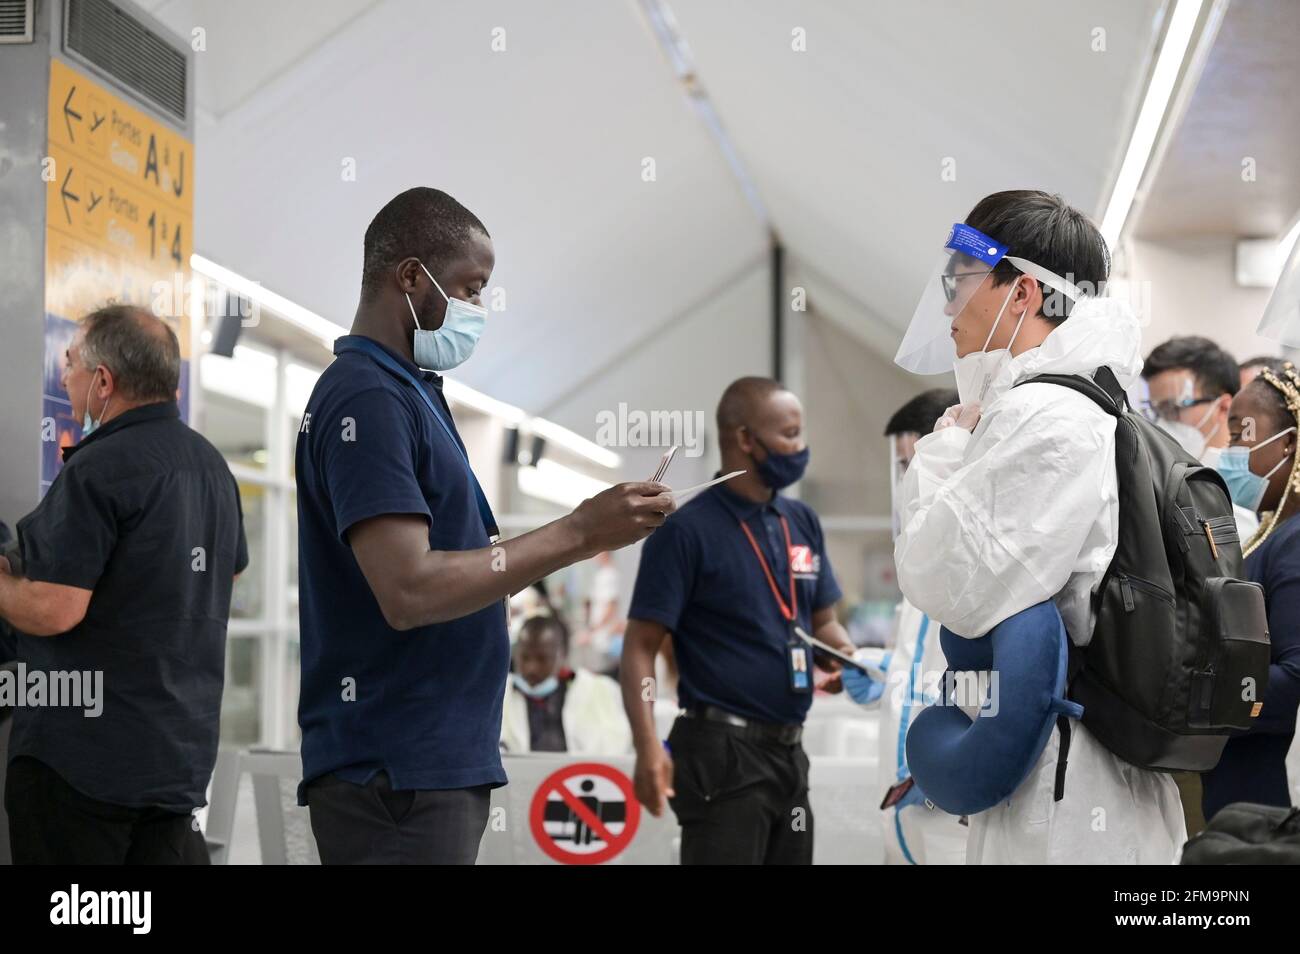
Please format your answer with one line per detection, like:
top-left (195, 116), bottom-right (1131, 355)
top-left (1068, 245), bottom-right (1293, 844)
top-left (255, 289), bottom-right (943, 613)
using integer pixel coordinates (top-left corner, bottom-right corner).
top-left (645, 446), bottom-right (745, 500)
top-left (669, 471), bottom-right (746, 499)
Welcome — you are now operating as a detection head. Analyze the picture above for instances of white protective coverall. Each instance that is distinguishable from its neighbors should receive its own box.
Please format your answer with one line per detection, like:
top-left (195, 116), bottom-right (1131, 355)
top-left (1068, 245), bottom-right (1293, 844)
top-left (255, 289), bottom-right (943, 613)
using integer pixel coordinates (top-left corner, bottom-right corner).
top-left (894, 297), bottom-right (1187, 865)
top-left (878, 599), bottom-right (969, 864)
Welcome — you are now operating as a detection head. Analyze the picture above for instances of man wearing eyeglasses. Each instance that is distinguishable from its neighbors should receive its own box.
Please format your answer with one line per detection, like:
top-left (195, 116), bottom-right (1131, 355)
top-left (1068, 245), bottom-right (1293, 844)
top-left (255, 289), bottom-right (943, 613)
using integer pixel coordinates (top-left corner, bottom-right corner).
top-left (1140, 336), bottom-right (1258, 542)
top-left (891, 190), bottom-right (1189, 864)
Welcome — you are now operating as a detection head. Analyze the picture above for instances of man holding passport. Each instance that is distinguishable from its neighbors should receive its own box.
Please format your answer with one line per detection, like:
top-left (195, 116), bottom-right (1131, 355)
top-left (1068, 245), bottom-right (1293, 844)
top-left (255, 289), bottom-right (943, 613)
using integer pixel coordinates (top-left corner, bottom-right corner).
top-left (294, 187), bottom-right (676, 864)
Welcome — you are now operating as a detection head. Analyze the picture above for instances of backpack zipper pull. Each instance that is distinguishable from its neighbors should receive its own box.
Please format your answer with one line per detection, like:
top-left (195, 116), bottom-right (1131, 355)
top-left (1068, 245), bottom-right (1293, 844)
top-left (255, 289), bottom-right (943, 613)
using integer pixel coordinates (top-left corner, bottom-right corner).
top-left (1200, 518), bottom-right (1220, 561)
top-left (1120, 576), bottom-right (1135, 612)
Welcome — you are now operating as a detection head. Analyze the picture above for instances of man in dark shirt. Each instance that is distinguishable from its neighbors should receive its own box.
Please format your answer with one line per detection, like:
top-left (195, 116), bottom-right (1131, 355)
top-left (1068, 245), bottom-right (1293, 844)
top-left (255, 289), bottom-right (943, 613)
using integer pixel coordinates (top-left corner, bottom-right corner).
top-left (295, 187), bottom-right (674, 865)
top-left (500, 614), bottom-right (631, 755)
top-left (0, 305), bottom-right (248, 865)
top-left (621, 376), bottom-right (856, 864)
top-left (510, 617), bottom-right (571, 753)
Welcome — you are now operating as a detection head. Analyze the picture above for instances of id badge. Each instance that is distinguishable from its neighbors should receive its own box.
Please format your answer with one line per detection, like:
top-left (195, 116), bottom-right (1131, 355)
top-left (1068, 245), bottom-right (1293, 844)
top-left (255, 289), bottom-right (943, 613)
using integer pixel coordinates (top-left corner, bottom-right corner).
top-left (788, 641), bottom-right (812, 695)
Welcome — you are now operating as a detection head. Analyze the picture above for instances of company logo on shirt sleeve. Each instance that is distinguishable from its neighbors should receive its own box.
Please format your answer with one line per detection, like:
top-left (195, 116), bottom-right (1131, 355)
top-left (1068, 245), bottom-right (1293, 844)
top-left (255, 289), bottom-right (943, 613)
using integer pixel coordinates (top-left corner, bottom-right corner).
top-left (789, 544), bottom-right (820, 578)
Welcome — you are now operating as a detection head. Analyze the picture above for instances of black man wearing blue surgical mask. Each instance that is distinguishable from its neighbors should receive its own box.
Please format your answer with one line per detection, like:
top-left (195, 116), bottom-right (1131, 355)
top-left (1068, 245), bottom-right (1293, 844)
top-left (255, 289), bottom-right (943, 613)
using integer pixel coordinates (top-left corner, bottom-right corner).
top-left (620, 376), bottom-right (854, 864)
top-left (295, 188), bottom-right (675, 864)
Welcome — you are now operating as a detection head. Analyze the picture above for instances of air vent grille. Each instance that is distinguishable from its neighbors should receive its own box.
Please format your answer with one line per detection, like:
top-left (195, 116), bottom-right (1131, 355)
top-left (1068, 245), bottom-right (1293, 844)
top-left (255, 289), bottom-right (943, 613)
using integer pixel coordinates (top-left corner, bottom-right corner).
top-left (0, 0), bottom-right (34, 43)
top-left (64, 0), bottom-right (187, 122)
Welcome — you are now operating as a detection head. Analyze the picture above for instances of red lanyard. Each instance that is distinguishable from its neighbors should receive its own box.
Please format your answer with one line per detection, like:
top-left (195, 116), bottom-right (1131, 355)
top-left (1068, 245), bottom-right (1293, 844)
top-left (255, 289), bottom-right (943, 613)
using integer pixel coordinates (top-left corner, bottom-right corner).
top-left (738, 515), bottom-right (797, 622)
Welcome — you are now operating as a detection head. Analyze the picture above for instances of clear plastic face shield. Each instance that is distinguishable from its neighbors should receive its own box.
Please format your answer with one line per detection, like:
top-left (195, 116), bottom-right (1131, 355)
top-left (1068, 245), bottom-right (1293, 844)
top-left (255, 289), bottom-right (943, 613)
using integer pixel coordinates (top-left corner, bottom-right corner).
top-left (1256, 231), bottom-right (1300, 349)
top-left (889, 435), bottom-right (905, 539)
top-left (1247, 246), bottom-right (1300, 550)
top-left (894, 222), bottom-right (1082, 376)
top-left (1138, 374), bottom-right (1217, 425)
top-left (888, 431), bottom-right (920, 539)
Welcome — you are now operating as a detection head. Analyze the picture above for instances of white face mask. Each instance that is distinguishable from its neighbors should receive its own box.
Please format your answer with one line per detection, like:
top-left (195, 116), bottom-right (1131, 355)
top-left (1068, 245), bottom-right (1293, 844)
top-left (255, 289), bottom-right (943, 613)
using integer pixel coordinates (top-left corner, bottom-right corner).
top-left (406, 262), bottom-right (487, 372)
top-left (511, 672), bottom-right (560, 699)
top-left (953, 281), bottom-right (1026, 406)
top-left (1156, 401), bottom-right (1219, 461)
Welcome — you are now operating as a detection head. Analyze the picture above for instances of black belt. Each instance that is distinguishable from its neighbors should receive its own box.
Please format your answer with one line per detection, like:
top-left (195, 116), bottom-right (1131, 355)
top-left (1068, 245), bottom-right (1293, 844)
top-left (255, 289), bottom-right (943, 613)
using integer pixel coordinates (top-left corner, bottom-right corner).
top-left (680, 706), bottom-right (802, 745)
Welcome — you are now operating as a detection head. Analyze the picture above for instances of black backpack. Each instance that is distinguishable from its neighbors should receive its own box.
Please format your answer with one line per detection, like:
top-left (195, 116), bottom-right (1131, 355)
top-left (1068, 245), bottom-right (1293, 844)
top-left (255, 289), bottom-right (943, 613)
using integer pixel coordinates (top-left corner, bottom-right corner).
top-left (1014, 366), bottom-right (1270, 774)
top-left (1181, 803), bottom-right (1300, 864)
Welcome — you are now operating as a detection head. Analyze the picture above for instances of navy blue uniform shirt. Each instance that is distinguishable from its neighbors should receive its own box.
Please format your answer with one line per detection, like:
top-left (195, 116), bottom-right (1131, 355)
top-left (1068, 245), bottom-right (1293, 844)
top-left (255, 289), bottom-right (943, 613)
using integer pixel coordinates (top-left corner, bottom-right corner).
top-left (295, 336), bottom-right (508, 803)
top-left (12, 401), bottom-right (247, 811)
top-left (629, 480), bottom-right (841, 725)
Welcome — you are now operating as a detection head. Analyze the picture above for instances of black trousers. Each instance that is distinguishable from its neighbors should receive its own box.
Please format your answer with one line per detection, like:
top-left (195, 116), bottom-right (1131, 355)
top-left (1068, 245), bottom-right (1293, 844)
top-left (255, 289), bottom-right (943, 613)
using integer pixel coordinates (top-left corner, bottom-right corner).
top-left (5, 756), bottom-right (208, 865)
top-left (667, 716), bottom-right (814, 865)
top-left (305, 770), bottom-right (492, 865)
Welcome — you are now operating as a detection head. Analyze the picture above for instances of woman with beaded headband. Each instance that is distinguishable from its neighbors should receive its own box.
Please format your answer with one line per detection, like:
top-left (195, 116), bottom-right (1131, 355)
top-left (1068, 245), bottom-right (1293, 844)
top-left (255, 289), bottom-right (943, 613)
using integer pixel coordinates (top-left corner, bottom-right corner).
top-left (1201, 361), bottom-right (1300, 821)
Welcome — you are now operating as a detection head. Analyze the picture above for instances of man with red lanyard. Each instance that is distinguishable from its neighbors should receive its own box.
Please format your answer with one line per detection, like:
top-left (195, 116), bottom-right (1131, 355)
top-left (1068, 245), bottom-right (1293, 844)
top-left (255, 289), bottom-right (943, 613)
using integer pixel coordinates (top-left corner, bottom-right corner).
top-left (620, 376), bottom-right (855, 864)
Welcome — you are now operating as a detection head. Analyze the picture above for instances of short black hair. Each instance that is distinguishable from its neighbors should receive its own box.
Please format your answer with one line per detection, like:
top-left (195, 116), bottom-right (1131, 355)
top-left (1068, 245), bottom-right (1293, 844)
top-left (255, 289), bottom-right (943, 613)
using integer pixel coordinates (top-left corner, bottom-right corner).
top-left (517, 613), bottom-right (568, 654)
top-left (885, 388), bottom-right (959, 436)
top-left (716, 376), bottom-right (785, 447)
top-left (79, 304), bottom-right (180, 402)
top-left (1141, 336), bottom-right (1240, 397)
top-left (965, 190), bottom-right (1109, 324)
top-left (360, 187), bottom-right (489, 299)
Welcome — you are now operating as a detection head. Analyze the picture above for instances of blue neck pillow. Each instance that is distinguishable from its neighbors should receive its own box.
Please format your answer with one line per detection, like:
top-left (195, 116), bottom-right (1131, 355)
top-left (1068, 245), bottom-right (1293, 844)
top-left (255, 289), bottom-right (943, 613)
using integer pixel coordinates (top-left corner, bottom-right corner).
top-left (904, 600), bottom-right (1084, 816)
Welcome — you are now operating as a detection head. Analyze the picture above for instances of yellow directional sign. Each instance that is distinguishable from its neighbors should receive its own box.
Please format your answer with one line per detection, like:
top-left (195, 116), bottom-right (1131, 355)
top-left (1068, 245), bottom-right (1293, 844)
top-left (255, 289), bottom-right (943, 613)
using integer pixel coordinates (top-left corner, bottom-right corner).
top-left (43, 57), bottom-right (195, 483)
top-left (47, 57), bottom-right (191, 213)
top-left (45, 58), bottom-right (193, 327)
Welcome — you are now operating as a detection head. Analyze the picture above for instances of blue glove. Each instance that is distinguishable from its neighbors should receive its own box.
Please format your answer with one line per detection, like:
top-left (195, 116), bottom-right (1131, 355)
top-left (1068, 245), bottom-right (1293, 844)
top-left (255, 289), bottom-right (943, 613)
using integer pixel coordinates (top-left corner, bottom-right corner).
top-left (842, 665), bottom-right (885, 706)
top-left (896, 777), bottom-right (930, 810)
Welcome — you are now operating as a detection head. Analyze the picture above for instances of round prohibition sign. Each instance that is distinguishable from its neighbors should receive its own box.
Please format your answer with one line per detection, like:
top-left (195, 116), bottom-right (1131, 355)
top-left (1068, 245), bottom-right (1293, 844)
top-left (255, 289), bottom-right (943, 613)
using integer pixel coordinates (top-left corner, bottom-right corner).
top-left (529, 762), bottom-right (641, 865)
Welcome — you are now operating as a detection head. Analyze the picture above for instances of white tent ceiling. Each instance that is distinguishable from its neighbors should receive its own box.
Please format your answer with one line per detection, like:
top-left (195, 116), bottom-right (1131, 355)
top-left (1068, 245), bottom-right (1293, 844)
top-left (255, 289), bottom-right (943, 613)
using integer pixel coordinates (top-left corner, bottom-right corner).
top-left (668, 0), bottom-right (1163, 347)
top-left (136, 0), bottom-right (1166, 421)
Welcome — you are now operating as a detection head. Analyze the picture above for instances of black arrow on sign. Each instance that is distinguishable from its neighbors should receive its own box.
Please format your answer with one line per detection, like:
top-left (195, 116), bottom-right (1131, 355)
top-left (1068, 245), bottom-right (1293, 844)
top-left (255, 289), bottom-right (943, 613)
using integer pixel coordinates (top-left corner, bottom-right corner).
top-left (87, 191), bottom-right (102, 213)
top-left (60, 167), bottom-right (79, 225)
top-left (63, 86), bottom-right (82, 143)
top-left (90, 112), bottom-right (105, 133)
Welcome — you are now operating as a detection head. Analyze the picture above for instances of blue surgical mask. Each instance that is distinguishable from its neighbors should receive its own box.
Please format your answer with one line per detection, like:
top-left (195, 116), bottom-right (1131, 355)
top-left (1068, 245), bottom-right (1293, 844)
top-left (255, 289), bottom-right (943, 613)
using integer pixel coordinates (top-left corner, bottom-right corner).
top-left (512, 673), bottom-right (560, 699)
top-left (1217, 426), bottom-right (1296, 512)
top-left (81, 369), bottom-right (110, 437)
top-left (406, 262), bottom-right (487, 371)
top-left (753, 436), bottom-right (810, 491)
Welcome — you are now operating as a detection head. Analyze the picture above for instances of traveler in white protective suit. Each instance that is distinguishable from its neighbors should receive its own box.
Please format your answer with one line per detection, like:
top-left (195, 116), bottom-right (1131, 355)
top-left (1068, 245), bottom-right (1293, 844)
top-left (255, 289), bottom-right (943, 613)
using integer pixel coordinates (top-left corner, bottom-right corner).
top-left (843, 388), bottom-right (968, 864)
top-left (891, 190), bottom-right (1187, 865)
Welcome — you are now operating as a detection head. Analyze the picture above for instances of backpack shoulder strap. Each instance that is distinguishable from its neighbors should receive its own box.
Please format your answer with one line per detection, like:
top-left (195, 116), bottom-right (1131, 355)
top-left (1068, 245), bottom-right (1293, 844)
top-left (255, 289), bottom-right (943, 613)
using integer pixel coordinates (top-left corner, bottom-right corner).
top-left (1014, 366), bottom-right (1127, 418)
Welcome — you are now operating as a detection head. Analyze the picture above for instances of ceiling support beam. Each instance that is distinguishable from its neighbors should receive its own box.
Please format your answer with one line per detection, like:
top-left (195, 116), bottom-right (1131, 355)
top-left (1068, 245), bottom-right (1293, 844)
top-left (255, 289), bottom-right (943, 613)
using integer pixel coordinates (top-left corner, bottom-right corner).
top-left (771, 237), bottom-right (785, 382)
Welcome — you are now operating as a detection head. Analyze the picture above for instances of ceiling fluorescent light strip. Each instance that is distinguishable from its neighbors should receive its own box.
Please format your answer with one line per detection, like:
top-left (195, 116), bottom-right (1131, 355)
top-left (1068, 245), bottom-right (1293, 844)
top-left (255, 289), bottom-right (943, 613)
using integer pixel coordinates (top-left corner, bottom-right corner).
top-left (1099, 0), bottom-right (1205, 249)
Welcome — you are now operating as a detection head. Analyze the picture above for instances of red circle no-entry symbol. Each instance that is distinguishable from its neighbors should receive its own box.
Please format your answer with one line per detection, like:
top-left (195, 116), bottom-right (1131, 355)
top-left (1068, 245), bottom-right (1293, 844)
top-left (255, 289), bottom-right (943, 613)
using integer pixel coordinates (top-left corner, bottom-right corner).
top-left (529, 762), bottom-right (641, 865)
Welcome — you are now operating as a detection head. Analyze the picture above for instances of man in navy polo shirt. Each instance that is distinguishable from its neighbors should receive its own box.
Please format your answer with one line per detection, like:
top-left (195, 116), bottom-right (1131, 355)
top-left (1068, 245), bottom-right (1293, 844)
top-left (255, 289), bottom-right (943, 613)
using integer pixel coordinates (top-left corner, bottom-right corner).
top-left (296, 187), bottom-right (675, 864)
top-left (620, 376), bottom-right (855, 864)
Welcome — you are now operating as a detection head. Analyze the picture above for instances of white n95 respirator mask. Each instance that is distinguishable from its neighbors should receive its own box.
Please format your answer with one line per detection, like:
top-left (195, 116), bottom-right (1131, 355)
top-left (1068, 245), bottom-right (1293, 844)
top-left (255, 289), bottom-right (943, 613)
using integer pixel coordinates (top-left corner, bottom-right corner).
top-left (952, 281), bottom-right (1025, 406)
